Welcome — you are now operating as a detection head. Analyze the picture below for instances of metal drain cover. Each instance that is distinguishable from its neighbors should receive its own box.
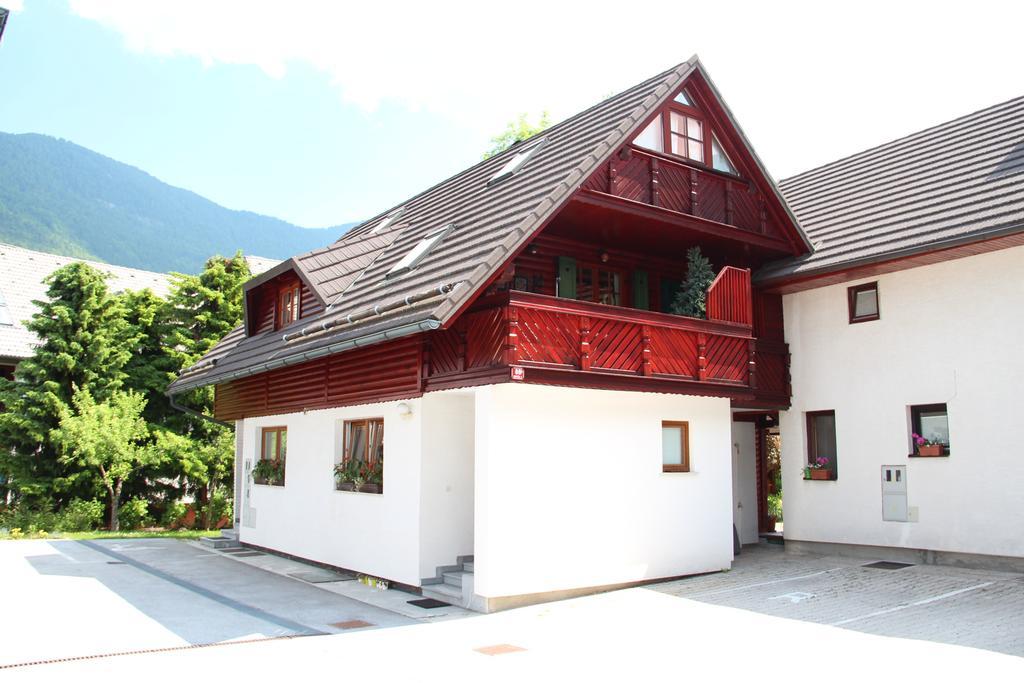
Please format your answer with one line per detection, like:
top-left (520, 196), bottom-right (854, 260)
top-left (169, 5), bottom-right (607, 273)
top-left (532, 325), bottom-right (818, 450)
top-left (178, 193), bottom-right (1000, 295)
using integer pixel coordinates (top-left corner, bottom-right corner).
top-left (863, 561), bottom-right (914, 570)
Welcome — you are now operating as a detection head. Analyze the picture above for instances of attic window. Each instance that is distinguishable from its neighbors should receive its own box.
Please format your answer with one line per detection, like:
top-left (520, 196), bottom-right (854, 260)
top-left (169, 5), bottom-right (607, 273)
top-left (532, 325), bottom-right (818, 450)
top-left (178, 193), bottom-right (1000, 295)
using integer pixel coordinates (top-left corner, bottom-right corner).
top-left (0, 288), bottom-right (11, 326)
top-left (488, 138), bottom-right (546, 185)
top-left (669, 111), bottom-right (704, 163)
top-left (711, 135), bottom-right (737, 174)
top-left (386, 223), bottom-right (454, 278)
top-left (370, 207), bottom-right (405, 235)
top-left (673, 90), bottom-right (693, 106)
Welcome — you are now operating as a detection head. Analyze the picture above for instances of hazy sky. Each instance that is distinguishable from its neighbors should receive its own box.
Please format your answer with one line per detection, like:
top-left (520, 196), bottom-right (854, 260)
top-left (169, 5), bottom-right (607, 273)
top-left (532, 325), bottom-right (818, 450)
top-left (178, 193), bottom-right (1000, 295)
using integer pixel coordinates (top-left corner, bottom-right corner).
top-left (1, 1), bottom-right (1021, 228)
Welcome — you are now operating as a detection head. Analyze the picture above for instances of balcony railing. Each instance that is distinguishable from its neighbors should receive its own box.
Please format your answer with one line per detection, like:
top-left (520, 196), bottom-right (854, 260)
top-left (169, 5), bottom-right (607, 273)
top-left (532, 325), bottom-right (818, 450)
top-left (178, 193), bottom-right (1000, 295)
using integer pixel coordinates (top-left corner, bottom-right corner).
top-left (426, 267), bottom-right (789, 404)
top-left (582, 146), bottom-right (767, 234)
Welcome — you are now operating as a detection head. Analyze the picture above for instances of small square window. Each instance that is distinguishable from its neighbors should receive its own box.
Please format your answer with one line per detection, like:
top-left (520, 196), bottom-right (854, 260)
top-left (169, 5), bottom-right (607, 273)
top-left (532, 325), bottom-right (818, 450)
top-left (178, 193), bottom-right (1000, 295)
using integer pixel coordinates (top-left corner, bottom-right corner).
top-left (662, 421), bottom-right (690, 472)
top-left (337, 418), bottom-right (384, 493)
top-left (848, 282), bottom-right (879, 323)
top-left (910, 404), bottom-right (950, 456)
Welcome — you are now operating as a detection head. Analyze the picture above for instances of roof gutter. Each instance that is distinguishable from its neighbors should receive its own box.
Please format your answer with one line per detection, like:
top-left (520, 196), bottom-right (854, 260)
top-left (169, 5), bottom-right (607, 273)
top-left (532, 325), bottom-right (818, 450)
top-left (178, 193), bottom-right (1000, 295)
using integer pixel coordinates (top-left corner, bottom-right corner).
top-left (167, 317), bottom-right (442, 396)
top-left (754, 220), bottom-right (1024, 288)
top-left (168, 393), bottom-right (233, 428)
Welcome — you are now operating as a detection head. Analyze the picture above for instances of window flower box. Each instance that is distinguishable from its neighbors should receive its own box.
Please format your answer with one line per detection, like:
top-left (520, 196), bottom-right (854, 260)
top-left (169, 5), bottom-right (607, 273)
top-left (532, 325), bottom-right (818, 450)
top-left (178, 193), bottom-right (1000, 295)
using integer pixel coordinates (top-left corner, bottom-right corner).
top-left (808, 468), bottom-right (832, 480)
top-left (916, 444), bottom-right (944, 457)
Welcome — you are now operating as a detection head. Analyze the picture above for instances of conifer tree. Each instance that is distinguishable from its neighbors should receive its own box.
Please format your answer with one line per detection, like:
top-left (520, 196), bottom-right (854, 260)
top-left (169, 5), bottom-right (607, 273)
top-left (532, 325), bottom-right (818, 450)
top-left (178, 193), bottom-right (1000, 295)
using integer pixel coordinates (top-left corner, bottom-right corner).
top-left (120, 288), bottom-right (174, 426)
top-left (671, 247), bottom-right (717, 319)
top-left (0, 263), bottom-right (131, 504)
top-left (161, 253), bottom-right (250, 524)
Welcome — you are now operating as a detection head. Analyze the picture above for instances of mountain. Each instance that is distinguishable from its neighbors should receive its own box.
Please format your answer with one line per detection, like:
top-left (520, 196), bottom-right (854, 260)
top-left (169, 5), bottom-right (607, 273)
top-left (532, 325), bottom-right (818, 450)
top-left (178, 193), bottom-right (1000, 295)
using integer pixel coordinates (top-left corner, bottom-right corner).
top-left (0, 132), bottom-right (358, 273)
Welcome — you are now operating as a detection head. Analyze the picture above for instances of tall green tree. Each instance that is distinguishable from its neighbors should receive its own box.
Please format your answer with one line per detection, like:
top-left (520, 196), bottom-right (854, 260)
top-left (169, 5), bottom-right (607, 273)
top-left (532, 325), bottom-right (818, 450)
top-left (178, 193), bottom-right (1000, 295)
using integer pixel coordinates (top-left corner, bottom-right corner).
top-left (0, 263), bottom-right (131, 504)
top-left (161, 253), bottom-right (250, 521)
top-left (483, 111), bottom-right (551, 159)
top-left (671, 247), bottom-right (717, 318)
top-left (120, 288), bottom-right (175, 426)
top-left (52, 390), bottom-right (158, 531)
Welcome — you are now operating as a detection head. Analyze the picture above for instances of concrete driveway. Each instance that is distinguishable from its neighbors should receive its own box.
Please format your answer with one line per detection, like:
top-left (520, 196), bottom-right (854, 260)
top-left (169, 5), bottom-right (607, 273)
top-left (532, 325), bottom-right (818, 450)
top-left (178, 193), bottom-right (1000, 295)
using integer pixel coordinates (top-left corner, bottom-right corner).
top-left (0, 537), bottom-right (417, 667)
top-left (1, 540), bottom-right (1021, 679)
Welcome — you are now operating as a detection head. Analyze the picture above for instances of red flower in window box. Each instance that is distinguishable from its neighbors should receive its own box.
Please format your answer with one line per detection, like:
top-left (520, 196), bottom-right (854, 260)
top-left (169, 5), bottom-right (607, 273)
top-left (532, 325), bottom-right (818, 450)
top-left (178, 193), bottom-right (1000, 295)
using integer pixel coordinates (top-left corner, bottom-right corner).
top-left (912, 433), bottom-right (944, 457)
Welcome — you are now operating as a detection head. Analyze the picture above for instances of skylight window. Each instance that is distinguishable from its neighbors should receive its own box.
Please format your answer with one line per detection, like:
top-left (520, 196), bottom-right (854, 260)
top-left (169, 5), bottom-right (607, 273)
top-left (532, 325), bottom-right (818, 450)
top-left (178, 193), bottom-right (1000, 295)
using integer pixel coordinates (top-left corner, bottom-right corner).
top-left (711, 135), bottom-right (737, 174)
top-left (0, 288), bottom-right (12, 326)
top-left (488, 138), bottom-right (547, 186)
top-left (370, 207), bottom-right (405, 235)
top-left (386, 224), bottom-right (454, 278)
top-left (673, 90), bottom-right (693, 106)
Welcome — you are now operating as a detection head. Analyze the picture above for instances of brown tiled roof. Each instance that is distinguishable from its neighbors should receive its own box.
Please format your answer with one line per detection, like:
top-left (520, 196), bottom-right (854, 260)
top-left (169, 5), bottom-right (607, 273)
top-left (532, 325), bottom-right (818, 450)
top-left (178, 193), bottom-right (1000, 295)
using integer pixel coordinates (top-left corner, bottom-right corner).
top-left (169, 58), bottom-right (710, 393)
top-left (758, 95), bottom-right (1024, 283)
top-left (171, 55), bottom-right (805, 394)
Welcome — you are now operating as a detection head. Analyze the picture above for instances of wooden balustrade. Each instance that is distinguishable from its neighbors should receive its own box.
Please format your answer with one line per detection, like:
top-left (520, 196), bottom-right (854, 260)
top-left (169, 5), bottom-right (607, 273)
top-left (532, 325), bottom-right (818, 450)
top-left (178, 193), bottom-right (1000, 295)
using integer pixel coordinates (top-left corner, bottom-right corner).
top-left (583, 146), bottom-right (765, 233)
top-left (707, 266), bottom-right (753, 326)
top-left (427, 288), bottom-right (778, 400)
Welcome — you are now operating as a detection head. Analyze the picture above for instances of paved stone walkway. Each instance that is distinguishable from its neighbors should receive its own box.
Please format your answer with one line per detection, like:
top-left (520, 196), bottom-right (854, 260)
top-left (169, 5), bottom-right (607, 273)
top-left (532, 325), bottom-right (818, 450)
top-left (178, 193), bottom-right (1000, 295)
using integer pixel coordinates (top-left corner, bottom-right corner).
top-left (651, 544), bottom-right (1024, 656)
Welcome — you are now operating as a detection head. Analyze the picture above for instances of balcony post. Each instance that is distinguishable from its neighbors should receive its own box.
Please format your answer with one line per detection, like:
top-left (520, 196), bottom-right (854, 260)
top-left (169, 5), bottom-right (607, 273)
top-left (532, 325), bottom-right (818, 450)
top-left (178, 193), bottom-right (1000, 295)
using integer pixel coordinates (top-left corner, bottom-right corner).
top-left (747, 339), bottom-right (758, 389)
top-left (690, 168), bottom-right (699, 217)
top-left (650, 157), bottom-right (660, 207)
top-left (641, 324), bottom-right (653, 376)
top-left (504, 307), bottom-right (519, 366)
top-left (697, 332), bottom-right (707, 381)
top-left (579, 315), bottom-right (592, 371)
top-left (725, 180), bottom-right (734, 226)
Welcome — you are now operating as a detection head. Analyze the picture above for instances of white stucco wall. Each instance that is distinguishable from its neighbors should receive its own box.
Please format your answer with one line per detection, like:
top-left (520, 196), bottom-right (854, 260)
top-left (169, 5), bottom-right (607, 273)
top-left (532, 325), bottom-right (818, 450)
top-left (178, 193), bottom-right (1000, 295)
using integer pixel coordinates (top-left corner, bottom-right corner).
top-left (731, 419), bottom-right (759, 545)
top-left (418, 391), bottom-right (476, 578)
top-left (782, 246), bottom-right (1024, 558)
top-left (236, 392), bottom-right (477, 586)
top-left (473, 383), bottom-right (734, 600)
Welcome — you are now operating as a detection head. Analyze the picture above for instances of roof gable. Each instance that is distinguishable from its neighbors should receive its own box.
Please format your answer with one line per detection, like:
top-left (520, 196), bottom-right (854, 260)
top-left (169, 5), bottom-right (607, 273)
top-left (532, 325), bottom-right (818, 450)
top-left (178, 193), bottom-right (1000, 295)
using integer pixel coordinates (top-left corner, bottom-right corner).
top-left (170, 56), bottom-right (807, 394)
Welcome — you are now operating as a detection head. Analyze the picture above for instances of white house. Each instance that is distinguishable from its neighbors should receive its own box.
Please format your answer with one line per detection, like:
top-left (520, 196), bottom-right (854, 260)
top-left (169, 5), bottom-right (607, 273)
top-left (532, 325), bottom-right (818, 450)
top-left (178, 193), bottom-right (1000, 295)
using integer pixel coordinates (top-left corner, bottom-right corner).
top-left (170, 57), bottom-right (1024, 611)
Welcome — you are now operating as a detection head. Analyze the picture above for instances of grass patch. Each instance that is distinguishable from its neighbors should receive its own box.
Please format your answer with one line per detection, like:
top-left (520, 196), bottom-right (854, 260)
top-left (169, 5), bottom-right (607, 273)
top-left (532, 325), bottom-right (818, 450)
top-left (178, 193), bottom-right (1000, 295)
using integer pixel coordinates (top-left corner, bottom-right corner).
top-left (1, 528), bottom-right (223, 541)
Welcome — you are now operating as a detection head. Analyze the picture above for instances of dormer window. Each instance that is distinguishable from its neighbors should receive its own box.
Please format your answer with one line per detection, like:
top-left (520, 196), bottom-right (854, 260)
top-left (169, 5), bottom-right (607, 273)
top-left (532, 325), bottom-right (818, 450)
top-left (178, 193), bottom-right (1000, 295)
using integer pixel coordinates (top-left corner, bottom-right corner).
top-left (277, 283), bottom-right (300, 329)
top-left (386, 223), bottom-right (454, 279)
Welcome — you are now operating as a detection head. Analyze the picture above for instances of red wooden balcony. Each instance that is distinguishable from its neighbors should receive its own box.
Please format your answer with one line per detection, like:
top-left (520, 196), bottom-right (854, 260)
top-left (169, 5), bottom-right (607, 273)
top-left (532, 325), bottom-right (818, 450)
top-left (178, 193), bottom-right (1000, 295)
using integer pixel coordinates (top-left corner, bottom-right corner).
top-left (582, 146), bottom-right (768, 235)
top-left (426, 267), bottom-right (790, 404)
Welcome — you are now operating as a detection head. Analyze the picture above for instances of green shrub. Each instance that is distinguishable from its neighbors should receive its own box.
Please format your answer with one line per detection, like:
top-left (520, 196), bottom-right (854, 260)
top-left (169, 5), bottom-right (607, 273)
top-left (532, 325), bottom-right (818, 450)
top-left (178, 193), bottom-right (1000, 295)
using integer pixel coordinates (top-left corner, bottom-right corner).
top-left (767, 492), bottom-right (783, 523)
top-left (58, 499), bottom-right (105, 532)
top-left (0, 505), bottom-right (59, 533)
top-left (117, 498), bottom-right (152, 530)
top-left (160, 501), bottom-right (188, 528)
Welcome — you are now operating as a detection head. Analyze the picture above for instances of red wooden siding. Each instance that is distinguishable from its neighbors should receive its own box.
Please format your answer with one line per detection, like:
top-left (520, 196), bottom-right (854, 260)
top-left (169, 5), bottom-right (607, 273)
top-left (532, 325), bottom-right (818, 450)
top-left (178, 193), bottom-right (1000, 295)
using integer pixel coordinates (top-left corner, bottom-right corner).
top-left (752, 290), bottom-right (785, 342)
top-left (706, 267), bottom-right (753, 326)
top-left (214, 336), bottom-right (422, 421)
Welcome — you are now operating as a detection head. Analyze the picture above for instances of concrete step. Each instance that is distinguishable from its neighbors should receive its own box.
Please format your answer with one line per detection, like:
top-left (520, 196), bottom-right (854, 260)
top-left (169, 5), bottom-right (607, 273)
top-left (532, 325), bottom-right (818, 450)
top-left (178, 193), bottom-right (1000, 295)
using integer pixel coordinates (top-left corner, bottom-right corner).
top-left (443, 571), bottom-right (468, 588)
top-left (422, 582), bottom-right (462, 602)
top-left (462, 561), bottom-right (474, 573)
top-left (200, 535), bottom-right (241, 549)
top-left (220, 528), bottom-right (239, 541)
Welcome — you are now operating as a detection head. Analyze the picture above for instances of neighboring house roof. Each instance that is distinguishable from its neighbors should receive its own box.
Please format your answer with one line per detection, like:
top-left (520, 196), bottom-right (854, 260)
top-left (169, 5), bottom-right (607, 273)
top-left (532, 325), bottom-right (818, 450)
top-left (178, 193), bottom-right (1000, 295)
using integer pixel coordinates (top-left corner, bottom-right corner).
top-left (0, 243), bottom-right (279, 363)
top-left (245, 255), bottom-right (283, 276)
top-left (758, 95), bottom-right (1024, 284)
top-left (170, 56), bottom-right (806, 395)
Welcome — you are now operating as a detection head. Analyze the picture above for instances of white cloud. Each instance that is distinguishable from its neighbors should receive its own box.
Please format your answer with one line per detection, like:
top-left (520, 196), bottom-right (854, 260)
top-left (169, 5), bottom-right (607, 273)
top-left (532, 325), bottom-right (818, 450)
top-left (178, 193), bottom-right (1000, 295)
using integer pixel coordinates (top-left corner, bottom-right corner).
top-left (68, 0), bottom-right (1024, 178)
top-left (5, 0), bottom-right (25, 12)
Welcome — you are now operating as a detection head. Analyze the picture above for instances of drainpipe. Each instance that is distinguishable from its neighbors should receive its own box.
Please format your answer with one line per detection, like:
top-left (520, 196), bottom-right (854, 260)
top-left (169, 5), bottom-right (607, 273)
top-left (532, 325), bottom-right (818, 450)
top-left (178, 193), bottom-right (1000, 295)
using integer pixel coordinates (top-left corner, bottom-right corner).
top-left (168, 393), bottom-right (233, 429)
